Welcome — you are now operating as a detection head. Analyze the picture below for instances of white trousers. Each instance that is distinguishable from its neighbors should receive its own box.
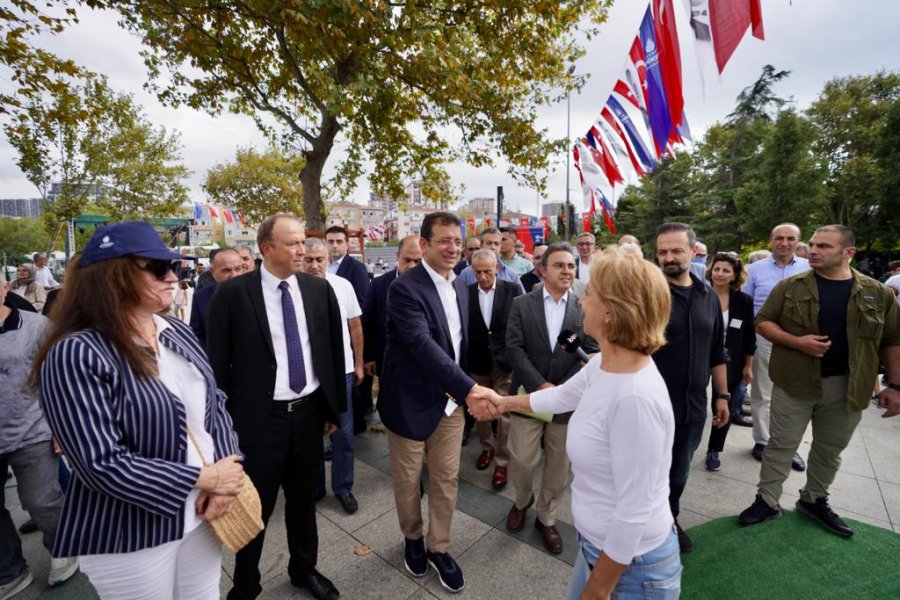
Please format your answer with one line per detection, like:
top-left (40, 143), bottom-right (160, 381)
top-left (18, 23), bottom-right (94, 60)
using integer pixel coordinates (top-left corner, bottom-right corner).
top-left (79, 523), bottom-right (221, 600)
top-left (749, 334), bottom-right (773, 445)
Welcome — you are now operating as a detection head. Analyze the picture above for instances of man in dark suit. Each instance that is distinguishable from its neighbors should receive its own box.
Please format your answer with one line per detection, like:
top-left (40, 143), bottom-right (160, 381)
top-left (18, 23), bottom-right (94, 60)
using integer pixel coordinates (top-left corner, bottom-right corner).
top-left (505, 242), bottom-right (597, 555)
top-left (326, 225), bottom-right (371, 433)
top-left (378, 212), bottom-right (497, 593)
top-left (207, 215), bottom-right (346, 600)
top-left (453, 236), bottom-right (481, 275)
top-left (325, 225), bottom-right (369, 308)
top-left (189, 247), bottom-right (243, 346)
top-left (466, 249), bottom-right (522, 489)
top-left (362, 236), bottom-right (422, 380)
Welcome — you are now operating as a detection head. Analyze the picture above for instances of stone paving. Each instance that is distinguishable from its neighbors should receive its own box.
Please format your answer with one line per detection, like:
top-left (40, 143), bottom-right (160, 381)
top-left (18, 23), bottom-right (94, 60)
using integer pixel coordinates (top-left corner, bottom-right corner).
top-left (8, 401), bottom-right (900, 599)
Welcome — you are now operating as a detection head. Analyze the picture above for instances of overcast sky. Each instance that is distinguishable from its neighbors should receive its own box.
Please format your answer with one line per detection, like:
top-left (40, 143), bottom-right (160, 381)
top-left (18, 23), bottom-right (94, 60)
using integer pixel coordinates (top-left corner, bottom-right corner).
top-left (1, 1), bottom-right (898, 216)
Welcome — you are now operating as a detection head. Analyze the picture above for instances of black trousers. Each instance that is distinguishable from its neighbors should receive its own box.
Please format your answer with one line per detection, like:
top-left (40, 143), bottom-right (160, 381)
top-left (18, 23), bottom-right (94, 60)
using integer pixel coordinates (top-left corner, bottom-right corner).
top-left (228, 392), bottom-right (326, 600)
top-left (353, 375), bottom-right (374, 434)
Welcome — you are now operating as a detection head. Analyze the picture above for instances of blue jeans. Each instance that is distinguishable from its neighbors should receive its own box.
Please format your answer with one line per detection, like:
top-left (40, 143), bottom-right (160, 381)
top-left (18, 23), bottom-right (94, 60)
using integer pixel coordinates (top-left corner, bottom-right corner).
top-left (669, 420), bottom-right (705, 518)
top-left (566, 530), bottom-right (681, 600)
top-left (318, 373), bottom-right (355, 497)
top-left (1, 441), bottom-right (65, 584)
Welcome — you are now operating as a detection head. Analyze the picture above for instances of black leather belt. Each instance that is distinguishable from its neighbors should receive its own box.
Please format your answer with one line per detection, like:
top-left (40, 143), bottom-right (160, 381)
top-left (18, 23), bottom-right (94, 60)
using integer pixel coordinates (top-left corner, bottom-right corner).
top-left (274, 395), bottom-right (312, 412)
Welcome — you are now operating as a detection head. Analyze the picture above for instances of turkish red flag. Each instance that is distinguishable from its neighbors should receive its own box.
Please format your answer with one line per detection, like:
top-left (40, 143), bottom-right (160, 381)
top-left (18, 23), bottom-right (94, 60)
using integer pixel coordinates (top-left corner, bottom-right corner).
top-left (652, 0), bottom-right (684, 132)
top-left (582, 212), bottom-right (593, 233)
top-left (710, 0), bottom-right (765, 73)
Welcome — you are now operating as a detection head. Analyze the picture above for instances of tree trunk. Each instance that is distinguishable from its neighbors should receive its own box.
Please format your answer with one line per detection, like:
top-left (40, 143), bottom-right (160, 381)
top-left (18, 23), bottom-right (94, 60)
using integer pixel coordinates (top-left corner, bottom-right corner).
top-left (299, 112), bottom-right (340, 231)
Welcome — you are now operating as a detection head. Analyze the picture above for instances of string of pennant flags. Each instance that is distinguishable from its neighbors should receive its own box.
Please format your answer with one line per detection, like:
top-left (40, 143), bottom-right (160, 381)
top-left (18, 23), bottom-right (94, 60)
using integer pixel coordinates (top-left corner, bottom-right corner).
top-left (193, 202), bottom-right (248, 227)
top-left (574, 0), bottom-right (764, 234)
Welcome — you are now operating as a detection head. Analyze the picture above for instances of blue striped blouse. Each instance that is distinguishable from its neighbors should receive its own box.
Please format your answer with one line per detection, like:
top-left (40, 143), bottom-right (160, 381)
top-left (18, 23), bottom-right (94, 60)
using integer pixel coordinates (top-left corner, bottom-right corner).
top-left (38, 316), bottom-right (240, 557)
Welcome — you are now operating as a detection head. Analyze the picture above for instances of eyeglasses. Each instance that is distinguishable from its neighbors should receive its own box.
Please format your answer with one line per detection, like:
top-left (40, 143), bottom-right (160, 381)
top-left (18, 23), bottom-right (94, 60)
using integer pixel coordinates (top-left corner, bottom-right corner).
top-left (576, 242), bottom-right (595, 248)
top-left (139, 259), bottom-right (180, 281)
top-left (429, 238), bottom-right (463, 248)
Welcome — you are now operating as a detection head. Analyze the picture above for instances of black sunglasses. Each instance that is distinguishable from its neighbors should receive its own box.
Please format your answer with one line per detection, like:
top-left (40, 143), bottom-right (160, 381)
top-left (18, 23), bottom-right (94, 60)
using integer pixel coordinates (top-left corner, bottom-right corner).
top-left (139, 259), bottom-right (180, 281)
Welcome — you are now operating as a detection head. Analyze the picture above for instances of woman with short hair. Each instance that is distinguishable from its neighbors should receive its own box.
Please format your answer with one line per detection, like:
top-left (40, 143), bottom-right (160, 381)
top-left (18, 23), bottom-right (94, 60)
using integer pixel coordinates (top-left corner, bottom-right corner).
top-left (490, 248), bottom-right (681, 599)
top-left (31, 221), bottom-right (245, 599)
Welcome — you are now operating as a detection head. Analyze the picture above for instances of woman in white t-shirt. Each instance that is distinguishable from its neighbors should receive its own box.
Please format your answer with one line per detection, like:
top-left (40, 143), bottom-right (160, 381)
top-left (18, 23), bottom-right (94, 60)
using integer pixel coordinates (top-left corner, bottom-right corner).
top-left (491, 248), bottom-right (680, 599)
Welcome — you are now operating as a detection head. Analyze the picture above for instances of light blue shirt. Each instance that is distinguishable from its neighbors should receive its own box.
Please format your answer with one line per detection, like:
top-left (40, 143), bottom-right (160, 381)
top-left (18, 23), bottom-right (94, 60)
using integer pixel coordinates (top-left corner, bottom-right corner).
top-left (501, 254), bottom-right (534, 277)
top-left (459, 262), bottom-right (526, 294)
top-left (542, 288), bottom-right (568, 351)
top-left (741, 255), bottom-right (811, 314)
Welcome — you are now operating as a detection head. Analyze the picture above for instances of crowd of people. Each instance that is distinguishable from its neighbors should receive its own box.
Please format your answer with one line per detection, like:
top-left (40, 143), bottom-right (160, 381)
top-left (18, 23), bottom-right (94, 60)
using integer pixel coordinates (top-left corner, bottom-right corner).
top-left (2, 212), bottom-right (899, 600)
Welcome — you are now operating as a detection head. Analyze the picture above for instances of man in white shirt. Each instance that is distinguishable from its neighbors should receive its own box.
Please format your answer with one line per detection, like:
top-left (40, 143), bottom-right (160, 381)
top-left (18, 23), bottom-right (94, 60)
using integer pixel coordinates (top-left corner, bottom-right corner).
top-left (302, 238), bottom-right (364, 515)
top-left (32, 253), bottom-right (59, 289)
top-left (505, 242), bottom-right (597, 555)
top-left (575, 233), bottom-right (595, 281)
top-left (885, 260), bottom-right (900, 303)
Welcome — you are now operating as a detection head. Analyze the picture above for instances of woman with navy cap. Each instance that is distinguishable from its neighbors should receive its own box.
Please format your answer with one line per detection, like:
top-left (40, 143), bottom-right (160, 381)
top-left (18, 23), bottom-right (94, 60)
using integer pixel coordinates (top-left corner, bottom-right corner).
top-left (30, 221), bottom-right (245, 599)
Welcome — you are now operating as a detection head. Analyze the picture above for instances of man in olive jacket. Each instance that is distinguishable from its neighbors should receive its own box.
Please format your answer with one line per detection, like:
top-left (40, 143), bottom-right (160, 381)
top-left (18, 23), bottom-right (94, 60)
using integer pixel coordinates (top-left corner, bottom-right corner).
top-left (739, 225), bottom-right (900, 537)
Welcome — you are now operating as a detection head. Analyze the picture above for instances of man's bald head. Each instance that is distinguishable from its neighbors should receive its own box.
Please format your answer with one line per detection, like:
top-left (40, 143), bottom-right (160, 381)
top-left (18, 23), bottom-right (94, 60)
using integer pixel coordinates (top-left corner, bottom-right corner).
top-left (210, 248), bottom-right (243, 282)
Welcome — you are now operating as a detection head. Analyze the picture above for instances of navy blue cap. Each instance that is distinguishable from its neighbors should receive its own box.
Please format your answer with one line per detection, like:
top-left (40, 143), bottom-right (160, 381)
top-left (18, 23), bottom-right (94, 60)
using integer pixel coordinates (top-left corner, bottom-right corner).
top-left (79, 221), bottom-right (195, 267)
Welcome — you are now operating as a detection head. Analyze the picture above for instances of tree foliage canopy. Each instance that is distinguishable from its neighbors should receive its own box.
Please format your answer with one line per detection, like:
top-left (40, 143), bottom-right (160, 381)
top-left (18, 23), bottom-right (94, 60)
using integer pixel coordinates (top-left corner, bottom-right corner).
top-left (203, 146), bottom-right (305, 225)
top-left (4, 76), bottom-right (190, 226)
top-left (98, 0), bottom-right (612, 228)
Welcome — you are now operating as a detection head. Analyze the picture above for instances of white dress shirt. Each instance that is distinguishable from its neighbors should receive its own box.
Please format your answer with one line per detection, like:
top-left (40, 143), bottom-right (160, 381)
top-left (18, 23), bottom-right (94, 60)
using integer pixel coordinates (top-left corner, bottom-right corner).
top-left (259, 264), bottom-right (320, 399)
top-left (327, 254), bottom-right (346, 275)
top-left (422, 260), bottom-right (463, 365)
top-left (325, 272), bottom-right (362, 375)
top-left (577, 257), bottom-right (591, 282)
top-left (478, 283), bottom-right (496, 330)
top-left (542, 288), bottom-right (568, 351)
top-left (154, 315), bottom-right (213, 533)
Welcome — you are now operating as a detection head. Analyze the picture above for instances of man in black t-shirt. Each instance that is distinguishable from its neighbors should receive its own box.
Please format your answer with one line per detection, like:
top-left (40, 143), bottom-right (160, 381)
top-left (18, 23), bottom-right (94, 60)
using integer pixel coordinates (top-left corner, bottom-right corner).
top-left (739, 225), bottom-right (900, 538)
top-left (652, 223), bottom-right (730, 554)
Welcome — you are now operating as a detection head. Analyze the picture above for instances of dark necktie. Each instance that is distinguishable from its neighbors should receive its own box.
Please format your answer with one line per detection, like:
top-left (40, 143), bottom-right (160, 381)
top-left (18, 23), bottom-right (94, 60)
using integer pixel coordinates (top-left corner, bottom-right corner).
top-left (278, 281), bottom-right (307, 394)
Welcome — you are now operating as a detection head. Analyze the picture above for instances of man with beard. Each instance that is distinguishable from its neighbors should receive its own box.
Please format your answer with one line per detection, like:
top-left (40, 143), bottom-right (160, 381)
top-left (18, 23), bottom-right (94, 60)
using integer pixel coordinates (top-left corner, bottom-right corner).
top-left (652, 223), bottom-right (730, 554)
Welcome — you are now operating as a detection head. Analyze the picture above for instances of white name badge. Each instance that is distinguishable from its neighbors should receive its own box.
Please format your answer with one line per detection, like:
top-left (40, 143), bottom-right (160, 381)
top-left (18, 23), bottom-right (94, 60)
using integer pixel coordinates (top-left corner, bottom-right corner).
top-left (729, 318), bottom-right (743, 329)
top-left (445, 399), bottom-right (459, 416)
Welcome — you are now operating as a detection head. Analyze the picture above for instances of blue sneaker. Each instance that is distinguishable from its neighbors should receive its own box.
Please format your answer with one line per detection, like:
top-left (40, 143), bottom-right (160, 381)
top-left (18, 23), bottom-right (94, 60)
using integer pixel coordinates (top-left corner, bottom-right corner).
top-left (705, 451), bottom-right (721, 471)
top-left (403, 537), bottom-right (427, 577)
top-left (427, 550), bottom-right (464, 593)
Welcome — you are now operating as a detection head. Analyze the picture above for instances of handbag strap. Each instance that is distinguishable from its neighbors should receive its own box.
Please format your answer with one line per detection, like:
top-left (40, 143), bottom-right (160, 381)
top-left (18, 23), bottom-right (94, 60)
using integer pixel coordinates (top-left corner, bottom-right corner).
top-left (185, 427), bottom-right (210, 467)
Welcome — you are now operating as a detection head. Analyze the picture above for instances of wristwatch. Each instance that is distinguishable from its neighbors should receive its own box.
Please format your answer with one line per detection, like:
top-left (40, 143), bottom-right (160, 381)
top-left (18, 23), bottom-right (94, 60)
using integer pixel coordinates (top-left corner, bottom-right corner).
top-left (715, 392), bottom-right (732, 401)
top-left (888, 383), bottom-right (900, 392)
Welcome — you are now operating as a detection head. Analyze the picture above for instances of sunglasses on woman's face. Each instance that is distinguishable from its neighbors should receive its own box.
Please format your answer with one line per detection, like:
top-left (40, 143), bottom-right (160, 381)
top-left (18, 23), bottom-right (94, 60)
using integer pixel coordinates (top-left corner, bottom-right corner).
top-left (139, 260), bottom-right (180, 281)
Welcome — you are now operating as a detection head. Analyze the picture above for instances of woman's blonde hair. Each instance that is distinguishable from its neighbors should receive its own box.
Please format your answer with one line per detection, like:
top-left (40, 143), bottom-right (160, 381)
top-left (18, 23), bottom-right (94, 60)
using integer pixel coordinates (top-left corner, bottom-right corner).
top-left (589, 248), bottom-right (671, 355)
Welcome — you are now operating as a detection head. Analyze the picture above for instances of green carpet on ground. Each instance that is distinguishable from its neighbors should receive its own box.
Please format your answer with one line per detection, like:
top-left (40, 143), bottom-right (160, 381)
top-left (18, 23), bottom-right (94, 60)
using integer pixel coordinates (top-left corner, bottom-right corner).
top-left (681, 511), bottom-right (900, 599)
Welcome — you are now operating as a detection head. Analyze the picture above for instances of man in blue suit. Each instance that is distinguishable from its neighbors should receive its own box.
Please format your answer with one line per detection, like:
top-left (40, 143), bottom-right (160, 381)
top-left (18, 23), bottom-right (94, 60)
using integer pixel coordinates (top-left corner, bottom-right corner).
top-left (378, 212), bottom-right (497, 594)
top-left (188, 247), bottom-right (244, 346)
top-left (362, 236), bottom-right (422, 380)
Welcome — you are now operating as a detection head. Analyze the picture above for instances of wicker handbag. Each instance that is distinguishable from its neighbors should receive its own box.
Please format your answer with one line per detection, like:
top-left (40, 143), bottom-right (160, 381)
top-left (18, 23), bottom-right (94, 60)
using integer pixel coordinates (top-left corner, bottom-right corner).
top-left (187, 429), bottom-right (264, 553)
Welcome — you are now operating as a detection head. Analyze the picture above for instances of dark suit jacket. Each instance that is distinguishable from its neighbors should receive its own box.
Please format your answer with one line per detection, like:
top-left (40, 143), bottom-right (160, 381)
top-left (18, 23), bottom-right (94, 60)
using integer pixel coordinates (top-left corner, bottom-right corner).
top-left (506, 288), bottom-right (598, 424)
top-left (453, 260), bottom-right (469, 275)
top-left (724, 288), bottom-right (757, 390)
top-left (362, 268), bottom-right (397, 374)
top-left (189, 282), bottom-right (217, 346)
top-left (378, 264), bottom-right (476, 441)
top-left (195, 269), bottom-right (215, 291)
top-left (467, 280), bottom-right (522, 375)
top-left (520, 271), bottom-right (542, 293)
top-left (335, 254), bottom-right (370, 311)
top-left (206, 268), bottom-right (346, 447)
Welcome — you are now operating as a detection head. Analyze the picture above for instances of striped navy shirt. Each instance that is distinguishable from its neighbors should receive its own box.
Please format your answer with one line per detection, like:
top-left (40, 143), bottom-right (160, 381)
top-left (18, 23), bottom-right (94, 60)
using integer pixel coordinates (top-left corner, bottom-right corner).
top-left (38, 316), bottom-right (240, 557)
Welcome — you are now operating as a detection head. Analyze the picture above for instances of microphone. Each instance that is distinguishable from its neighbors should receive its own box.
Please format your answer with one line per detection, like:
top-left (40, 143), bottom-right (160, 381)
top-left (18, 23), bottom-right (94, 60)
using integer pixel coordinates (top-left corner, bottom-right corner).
top-left (557, 329), bottom-right (591, 363)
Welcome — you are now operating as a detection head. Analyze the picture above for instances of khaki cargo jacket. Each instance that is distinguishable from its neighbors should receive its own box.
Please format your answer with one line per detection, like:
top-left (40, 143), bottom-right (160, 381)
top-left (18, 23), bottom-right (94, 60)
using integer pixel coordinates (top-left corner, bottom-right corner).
top-left (755, 268), bottom-right (900, 410)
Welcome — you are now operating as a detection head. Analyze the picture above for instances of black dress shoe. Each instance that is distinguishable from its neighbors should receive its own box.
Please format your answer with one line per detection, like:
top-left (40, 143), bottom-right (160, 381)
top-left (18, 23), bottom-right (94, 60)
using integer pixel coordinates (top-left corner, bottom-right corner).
top-left (731, 414), bottom-right (753, 427)
top-left (739, 494), bottom-right (782, 526)
top-left (751, 443), bottom-right (766, 461)
top-left (791, 452), bottom-right (806, 472)
top-left (18, 518), bottom-right (38, 534)
top-left (336, 492), bottom-right (359, 514)
top-left (292, 570), bottom-right (340, 600)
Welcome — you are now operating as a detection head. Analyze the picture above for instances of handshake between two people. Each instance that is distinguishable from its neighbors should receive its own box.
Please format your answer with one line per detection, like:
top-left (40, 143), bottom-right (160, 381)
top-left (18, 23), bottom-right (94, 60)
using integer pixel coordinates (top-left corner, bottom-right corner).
top-left (465, 384), bottom-right (512, 421)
